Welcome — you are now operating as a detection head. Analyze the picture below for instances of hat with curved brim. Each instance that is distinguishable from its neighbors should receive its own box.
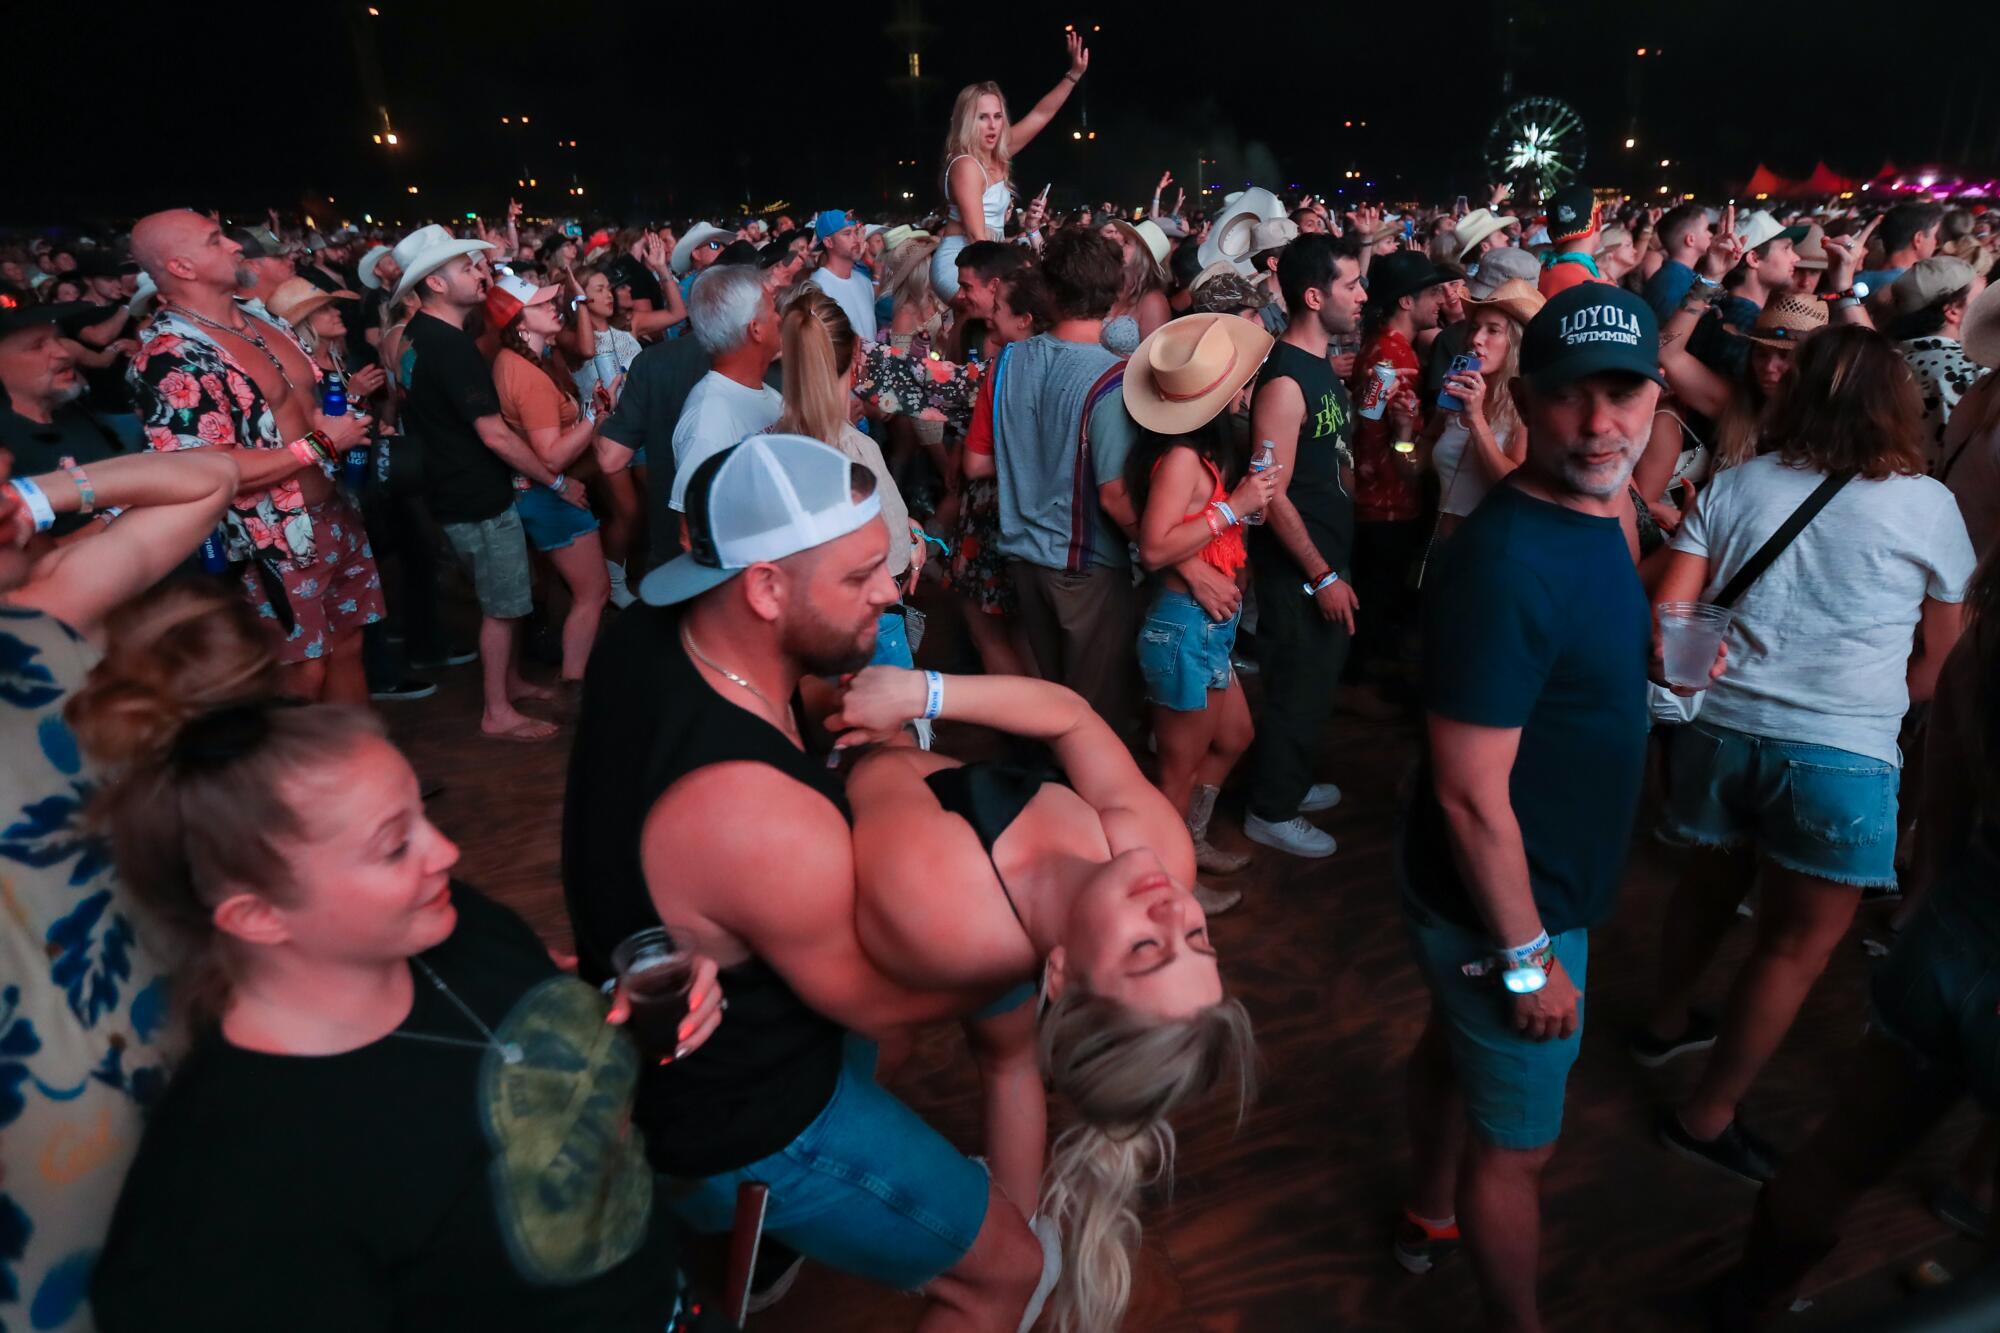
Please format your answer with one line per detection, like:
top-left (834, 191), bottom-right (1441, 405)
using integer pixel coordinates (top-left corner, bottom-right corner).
top-left (267, 277), bottom-right (358, 329)
top-left (484, 273), bottom-right (561, 329)
top-left (357, 244), bottom-right (395, 290)
top-left (1462, 278), bottom-right (1545, 329)
top-left (1464, 245), bottom-right (1540, 298)
top-left (1199, 187), bottom-right (1282, 276)
top-left (1134, 219), bottom-right (1172, 266)
top-left (671, 222), bottom-right (733, 276)
top-left (1725, 290), bottom-right (1829, 350)
top-left (391, 224), bottom-right (494, 304)
top-left (1455, 208), bottom-right (1520, 263)
top-left (1956, 279), bottom-right (2000, 368)
top-left (1122, 311), bottom-right (1276, 435)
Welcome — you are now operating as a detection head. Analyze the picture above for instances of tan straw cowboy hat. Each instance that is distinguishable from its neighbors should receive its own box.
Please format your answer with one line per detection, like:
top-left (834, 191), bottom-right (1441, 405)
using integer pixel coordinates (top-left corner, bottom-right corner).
top-left (1462, 278), bottom-right (1545, 328)
top-left (1123, 312), bottom-right (1276, 435)
top-left (1728, 290), bottom-right (1828, 350)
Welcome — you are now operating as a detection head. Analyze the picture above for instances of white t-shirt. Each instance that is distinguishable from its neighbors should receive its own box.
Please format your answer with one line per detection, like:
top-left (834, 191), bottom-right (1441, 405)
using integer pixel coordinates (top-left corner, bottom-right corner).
top-left (668, 371), bottom-right (784, 510)
top-left (1672, 452), bottom-right (1976, 766)
top-left (810, 265), bottom-right (879, 342)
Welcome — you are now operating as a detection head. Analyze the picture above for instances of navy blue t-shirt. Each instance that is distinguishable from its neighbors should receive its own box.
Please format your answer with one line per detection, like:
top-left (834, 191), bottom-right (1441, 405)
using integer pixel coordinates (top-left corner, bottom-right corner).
top-left (1403, 483), bottom-right (1651, 936)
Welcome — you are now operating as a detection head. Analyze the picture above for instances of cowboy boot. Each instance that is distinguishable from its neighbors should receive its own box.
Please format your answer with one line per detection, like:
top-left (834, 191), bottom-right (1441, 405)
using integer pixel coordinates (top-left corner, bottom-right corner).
top-left (1188, 783), bottom-right (1251, 875)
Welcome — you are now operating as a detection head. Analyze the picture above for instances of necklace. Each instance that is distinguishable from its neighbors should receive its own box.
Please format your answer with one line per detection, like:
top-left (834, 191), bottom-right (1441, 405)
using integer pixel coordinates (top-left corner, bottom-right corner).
top-left (389, 957), bottom-right (524, 1065)
top-left (681, 624), bottom-right (774, 710)
top-left (168, 301), bottom-right (299, 392)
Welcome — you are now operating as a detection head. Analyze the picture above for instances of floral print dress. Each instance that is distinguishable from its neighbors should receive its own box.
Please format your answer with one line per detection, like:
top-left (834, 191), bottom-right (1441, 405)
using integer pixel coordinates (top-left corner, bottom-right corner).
top-left (0, 606), bottom-right (173, 1332)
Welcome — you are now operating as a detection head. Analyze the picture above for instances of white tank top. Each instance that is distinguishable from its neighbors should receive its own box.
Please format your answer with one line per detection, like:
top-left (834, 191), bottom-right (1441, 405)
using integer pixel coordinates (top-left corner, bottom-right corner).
top-left (1433, 416), bottom-right (1516, 517)
top-left (944, 154), bottom-right (1013, 240)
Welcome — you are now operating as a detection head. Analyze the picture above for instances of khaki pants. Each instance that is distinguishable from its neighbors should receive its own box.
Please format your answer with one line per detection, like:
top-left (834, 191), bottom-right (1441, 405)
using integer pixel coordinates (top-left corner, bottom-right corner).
top-left (1007, 560), bottom-right (1140, 736)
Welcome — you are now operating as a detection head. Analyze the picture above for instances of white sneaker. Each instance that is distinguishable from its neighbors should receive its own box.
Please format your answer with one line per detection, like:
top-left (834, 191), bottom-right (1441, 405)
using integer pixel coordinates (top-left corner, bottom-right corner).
top-left (606, 559), bottom-right (637, 610)
top-left (1243, 813), bottom-right (1337, 858)
top-left (1298, 783), bottom-right (1342, 813)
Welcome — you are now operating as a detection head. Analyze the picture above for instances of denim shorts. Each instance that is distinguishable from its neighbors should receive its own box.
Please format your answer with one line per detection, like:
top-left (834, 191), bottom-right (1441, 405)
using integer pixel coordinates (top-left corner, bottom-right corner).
top-left (441, 507), bottom-right (534, 620)
top-left (1136, 588), bottom-right (1238, 712)
top-left (1869, 838), bottom-right (2000, 1113)
top-left (1403, 894), bottom-right (1589, 1151)
top-left (515, 484), bottom-right (601, 553)
top-left (666, 1035), bottom-right (989, 1291)
top-left (1658, 722), bottom-right (1901, 888)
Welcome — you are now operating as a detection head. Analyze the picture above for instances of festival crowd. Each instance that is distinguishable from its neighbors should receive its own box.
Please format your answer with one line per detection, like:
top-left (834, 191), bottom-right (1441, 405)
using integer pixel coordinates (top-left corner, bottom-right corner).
top-left (6, 30), bottom-right (2000, 1333)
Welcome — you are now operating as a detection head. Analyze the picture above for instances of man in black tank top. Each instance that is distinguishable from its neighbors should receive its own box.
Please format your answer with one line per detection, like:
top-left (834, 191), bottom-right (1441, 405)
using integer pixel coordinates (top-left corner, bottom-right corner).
top-left (1241, 234), bottom-right (1367, 860)
top-left (561, 435), bottom-right (1040, 1324)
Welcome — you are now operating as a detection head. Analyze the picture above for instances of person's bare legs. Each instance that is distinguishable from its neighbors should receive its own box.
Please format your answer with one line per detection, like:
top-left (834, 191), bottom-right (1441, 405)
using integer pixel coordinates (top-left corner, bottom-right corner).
top-left (965, 1002), bottom-right (1046, 1221)
top-left (321, 628), bottom-right (369, 705)
top-left (478, 614), bottom-right (556, 740)
top-left (1682, 864), bottom-right (1862, 1140)
top-left (963, 606), bottom-right (1031, 679)
top-left (1460, 1137), bottom-right (1555, 1333)
top-left (1405, 1012), bottom-right (1467, 1222)
top-left (1195, 678), bottom-right (1255, 789)
top-left (1153, 702), bottom-right (1218, 822)
top-left (917, 1181), bottom-right (1042, 1333)
top-left (546, 532), bottom-right (610, 682)
top-left (1647, 844), bottom-right (1758, 1041)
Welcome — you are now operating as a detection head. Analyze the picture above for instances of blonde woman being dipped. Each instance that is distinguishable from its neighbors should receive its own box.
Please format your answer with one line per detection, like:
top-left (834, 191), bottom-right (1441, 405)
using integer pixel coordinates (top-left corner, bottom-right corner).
top-left (931, 30), bottom-right (1090, 301)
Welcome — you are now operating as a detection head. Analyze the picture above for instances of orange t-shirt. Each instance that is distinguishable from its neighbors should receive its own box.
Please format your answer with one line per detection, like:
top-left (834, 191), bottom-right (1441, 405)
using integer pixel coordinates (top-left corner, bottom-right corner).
top-left (493, 347), bottom-right (579, 438)
top-left (1537, 259), bottom-right (1604, 299)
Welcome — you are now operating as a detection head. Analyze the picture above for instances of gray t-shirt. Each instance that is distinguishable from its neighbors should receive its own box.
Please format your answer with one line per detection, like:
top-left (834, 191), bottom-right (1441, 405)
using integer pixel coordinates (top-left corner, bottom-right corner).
top-left (1672, 453), bottom-right (1976, 765)
top-left (986, 333), bottom-right (1138, 571)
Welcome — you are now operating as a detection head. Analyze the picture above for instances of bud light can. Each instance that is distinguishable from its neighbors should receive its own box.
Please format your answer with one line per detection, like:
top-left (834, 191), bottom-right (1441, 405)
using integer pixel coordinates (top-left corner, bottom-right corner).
top-left (199, 525), bottom-right (230, 573)
top-left (1359, 360), bottom-right (1398, 421)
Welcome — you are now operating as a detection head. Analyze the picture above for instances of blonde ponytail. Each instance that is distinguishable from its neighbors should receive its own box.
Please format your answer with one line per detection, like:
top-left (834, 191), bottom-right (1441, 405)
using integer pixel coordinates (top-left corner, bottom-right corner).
top-left (1037, 992), bottom-right (1257, 1332)
top-left (772, 287), bottom-right (858, 447)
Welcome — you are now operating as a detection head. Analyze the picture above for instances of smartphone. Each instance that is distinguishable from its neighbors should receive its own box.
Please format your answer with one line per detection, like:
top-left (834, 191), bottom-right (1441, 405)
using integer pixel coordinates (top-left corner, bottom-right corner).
top-left (1454, 194), bottom-right (1468, 214)
top-left (1436, 353), bottom-right (1478, 412)
top-left (1402, 218), bottom-right (1415, 242)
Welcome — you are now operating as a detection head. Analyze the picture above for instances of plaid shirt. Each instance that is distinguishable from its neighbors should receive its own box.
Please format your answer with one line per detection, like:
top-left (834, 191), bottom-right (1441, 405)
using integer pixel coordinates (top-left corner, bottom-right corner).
top-left (129, 302), bottom-right (328, 562)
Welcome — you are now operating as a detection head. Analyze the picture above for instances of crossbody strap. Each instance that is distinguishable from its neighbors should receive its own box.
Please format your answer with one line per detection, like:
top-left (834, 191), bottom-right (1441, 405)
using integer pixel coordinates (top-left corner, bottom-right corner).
top-left (1712, 469), bottom-right (1855, 610)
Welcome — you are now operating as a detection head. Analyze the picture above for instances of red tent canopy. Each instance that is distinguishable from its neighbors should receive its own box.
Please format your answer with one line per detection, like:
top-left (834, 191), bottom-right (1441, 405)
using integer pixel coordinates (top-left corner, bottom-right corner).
top-left (1743, 163), bottom-right (1788, 195)
top-left (1801, 162), bottom-right (1856, 193)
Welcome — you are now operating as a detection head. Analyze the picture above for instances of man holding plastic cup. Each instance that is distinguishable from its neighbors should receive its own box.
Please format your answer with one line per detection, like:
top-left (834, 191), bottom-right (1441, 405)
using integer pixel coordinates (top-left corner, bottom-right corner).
top-left (1391, 284), bottom-right (1722, 1331)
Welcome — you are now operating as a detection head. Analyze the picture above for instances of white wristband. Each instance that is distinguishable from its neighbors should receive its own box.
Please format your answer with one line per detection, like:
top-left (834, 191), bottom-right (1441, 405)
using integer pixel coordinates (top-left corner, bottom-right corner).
top-left (8, 477), bottom-right (57, 533)
top-left (922, 670), bottom-right (945, 721)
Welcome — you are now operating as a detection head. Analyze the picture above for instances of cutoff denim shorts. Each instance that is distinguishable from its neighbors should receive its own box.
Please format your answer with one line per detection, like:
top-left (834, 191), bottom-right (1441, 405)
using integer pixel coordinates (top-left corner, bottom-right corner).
top-left (666, 1035), bottom-right (990, 1290)
top-left (1137, 589), bottom-right (1238, 712)
top-left (514, 484), bottom-right (601, 553)
top-left (1658, 722), bottom-right (1901, 888)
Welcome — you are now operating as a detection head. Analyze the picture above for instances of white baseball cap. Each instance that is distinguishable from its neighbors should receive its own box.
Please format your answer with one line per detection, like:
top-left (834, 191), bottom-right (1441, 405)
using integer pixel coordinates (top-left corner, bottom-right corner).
top-left (640, 434), bottom-right (884, 606)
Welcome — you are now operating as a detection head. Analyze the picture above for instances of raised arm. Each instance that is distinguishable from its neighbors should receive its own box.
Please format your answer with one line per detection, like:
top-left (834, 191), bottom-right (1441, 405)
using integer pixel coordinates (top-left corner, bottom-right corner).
top-left (4, 450), bottom-right (238, 640)
top-left (1004, 32), bottom-right (1089, 155)
top-left (1657, 299), bottom-right (1732, 420)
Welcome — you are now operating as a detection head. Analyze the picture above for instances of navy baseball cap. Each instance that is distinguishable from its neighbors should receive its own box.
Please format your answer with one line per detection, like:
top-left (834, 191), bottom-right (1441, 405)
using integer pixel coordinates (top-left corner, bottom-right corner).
top-left (1520, 283), bottom-right (1666, 393)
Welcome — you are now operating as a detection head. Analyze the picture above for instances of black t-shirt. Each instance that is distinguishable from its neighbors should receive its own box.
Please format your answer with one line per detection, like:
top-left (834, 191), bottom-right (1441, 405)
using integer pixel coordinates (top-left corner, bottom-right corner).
top-left (78, 308), bottom-right (137, 412)
top-left (402, 310), bottom-right (516, 523)
top-left (1251, 338), bottom-right (1357, 575)
top-left (563, 604), bottom-right (846, 1177)
top-left (599, 335), bottom-right (711, 564)
top-left (0, 405), bottom-right (122, 535)
top-left (92, 886), bottom-right (680, 1332)
top-left (605, 255), bottom-right (665, 312)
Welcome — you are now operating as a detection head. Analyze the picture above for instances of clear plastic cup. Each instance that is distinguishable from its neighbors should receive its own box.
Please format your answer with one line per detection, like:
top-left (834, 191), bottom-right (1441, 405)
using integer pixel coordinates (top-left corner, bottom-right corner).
top-left (1657, 601), bottom-right (1732, 689)
top-left (610, 927), bottom-right (695, 1060)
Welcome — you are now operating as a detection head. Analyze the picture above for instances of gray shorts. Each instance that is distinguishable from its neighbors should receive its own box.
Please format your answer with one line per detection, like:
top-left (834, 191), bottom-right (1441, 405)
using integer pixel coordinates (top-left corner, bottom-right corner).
top-left (442, 507), bottom-right (534, 620)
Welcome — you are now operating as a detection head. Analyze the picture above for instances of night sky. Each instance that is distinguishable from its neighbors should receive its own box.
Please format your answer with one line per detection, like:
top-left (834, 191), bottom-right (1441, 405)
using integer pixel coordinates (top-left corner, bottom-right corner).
top-left (6, 0), bottom-right (1993, 229)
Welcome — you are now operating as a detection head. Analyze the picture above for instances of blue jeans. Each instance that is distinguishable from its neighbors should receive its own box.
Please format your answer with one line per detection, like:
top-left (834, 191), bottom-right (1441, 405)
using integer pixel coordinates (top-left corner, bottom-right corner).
top-left (1136, 588), bottom-right (1238, 712)
top-left (1659, 722), bottom-right (1901, 888)
top-left (666, 1035), bottom-right (989, 1290)
top-left (1403, 894), bottom-right (1589, 1150)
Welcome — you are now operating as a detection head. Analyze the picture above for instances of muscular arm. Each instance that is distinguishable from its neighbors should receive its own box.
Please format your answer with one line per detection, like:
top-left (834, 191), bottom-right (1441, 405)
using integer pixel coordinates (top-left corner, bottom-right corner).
top-left (1427, 716), bottom-right (1544, 949)
top-left (643, 768), bottom-right (993, 1034)
top-left (1248, 376), bottom-right (1331, 578)
top-left (473, 414), bottom-right (560, 487)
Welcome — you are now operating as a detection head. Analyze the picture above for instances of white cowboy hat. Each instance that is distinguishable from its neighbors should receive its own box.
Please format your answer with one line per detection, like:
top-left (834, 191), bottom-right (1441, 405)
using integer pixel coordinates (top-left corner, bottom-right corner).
top-left (671, 222), bottom-right (733, 276)
top-left (356, 244), bottom-right (395, 291)
top-left (1454, 208), bottom-right (1518, 262)
top-left (1199, 187), bottom-right (1283, 276)
top-left (1123, 312), bottom-right (1276, 435)
top-left (1133, 219), bottom-right (1172, 266)
top-left (391, 224), bottom-right (494, 304)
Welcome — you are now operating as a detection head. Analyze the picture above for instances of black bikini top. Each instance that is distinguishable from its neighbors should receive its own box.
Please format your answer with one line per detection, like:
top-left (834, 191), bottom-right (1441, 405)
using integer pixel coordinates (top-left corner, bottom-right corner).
top-left (923, 756), bottom-right (1070, 930)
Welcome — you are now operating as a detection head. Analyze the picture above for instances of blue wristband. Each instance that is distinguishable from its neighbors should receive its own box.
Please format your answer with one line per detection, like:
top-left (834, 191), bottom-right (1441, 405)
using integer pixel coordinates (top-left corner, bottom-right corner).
top-left (1499, 930), bottom-right (1551, 967)
top-left (922, 671), bottom-right (945, 721)
top-left (8, 477), bottom-right (56, 533)
top-left (1212, 499), bottom-right (1238, 528)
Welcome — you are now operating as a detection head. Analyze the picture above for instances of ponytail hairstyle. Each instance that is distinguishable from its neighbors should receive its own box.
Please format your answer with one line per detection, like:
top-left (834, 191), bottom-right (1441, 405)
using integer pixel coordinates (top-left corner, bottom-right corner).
top-left (1037, 992), bottom-right (1257, 1333)
top-left (64, 582), bottom-right (386, 1028)
top-left (771, 286), bottom-right (858, 447)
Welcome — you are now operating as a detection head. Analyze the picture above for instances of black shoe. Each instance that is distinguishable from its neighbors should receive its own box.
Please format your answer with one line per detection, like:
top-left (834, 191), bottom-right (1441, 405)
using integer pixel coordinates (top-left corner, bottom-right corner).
top-left (1629, 1011), bottom-right (1720, 1069)
top-left (744, 1238), bottom-right (805, 1314)
top-left (369, 678), bottom-right (438, 702)
top-left (1658, 1111), bottom-right (1779, 1184)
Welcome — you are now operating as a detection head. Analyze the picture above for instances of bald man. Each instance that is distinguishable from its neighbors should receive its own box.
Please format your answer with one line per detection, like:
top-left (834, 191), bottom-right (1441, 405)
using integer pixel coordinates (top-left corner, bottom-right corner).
top-left (129, 210), bottom-right (380, 702)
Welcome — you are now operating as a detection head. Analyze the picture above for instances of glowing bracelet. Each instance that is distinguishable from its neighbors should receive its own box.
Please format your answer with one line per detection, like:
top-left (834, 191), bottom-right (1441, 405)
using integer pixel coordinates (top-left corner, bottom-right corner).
top-left (922, 670), bottom-right (945, 721)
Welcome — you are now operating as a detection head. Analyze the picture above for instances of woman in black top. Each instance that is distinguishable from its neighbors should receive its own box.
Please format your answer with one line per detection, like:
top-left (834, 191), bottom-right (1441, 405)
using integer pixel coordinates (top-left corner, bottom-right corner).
top-left (79, 583), bottom-right (722, 1333)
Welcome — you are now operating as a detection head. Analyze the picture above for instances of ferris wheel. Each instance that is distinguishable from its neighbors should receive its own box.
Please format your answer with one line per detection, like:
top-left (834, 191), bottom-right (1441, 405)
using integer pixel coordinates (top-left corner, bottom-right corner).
top-left (1485, 97), bottom-right (1589, 198)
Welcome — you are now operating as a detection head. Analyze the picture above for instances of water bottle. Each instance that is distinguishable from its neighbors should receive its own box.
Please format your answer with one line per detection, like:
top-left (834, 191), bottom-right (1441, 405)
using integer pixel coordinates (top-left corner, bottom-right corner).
top-left (199, 525), bottom-right (230, 573)
top-left (1244, 441), bottom-right (1276, 526)
top-left (320, 369), bottom-right (347, 418)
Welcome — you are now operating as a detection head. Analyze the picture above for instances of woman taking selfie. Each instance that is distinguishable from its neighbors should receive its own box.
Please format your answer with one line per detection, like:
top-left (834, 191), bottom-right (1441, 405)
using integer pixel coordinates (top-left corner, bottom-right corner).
top-left (81, 584), bottom-right (724, 1330)
top-left (1415, 277), bottom-right (1538, 542)
top-left (930, 31), bottom-right (1089, 301)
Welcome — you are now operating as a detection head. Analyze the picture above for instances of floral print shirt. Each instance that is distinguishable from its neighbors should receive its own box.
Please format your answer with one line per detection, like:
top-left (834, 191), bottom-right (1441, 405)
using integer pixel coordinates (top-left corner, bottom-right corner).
top-left (129, 304), bottom-right (329, 563)
top-left (853, 339), bottom-right (985, 435)
top-left (1900, 335), bottom-right (1983, 476)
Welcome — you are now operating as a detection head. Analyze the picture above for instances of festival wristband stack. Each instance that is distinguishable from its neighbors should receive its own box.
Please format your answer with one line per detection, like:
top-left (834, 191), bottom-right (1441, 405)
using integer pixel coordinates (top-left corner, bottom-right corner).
top-left (7, 476), bottom-right (57, 532)
top-left (286, 430), bottom-right (339, 470)
top-left (1301, 569), bottom-right (1339, 596)
top-left (66, 465), bottom-right (95, 515)
top-left (921, 670), bottom-right (945, 721)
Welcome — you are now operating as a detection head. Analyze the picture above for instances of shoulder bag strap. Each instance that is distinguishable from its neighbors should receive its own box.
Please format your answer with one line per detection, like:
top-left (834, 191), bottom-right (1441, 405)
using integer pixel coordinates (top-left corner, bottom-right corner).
top-left (1712, 469), bottom-right (1856, 610)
